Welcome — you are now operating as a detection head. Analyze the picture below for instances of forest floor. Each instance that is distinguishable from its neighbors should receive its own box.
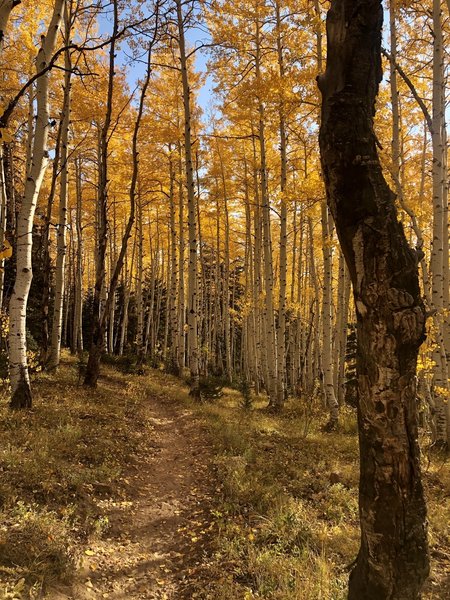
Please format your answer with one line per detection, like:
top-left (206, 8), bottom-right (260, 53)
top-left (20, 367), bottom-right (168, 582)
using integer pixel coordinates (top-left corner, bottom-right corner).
top-left (0, 357), bottom-right (449, 599)
top-left (48, 374), bottom-right (218, 600)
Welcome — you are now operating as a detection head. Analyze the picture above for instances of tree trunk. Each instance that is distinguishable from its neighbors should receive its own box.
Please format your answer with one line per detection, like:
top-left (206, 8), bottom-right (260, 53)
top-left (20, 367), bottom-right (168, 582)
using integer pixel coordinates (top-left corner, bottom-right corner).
top-left (48, 5), bottom-right (72, 369)
top-left (72, 157), bottom-right (83, 357)
top-left (0, 146), bottom-right (7, 308)
top-left (318, 1), bottom-right (429, 597)
top-left (429, 0), bottom-right (449, 446)
top-left (0, 0), bottom-right (20, 49)
top-left (176, 0), bottom-right (200, 398)
top-left (9, 0), bottom-right (65, 408)
top-left (321, 201), bottom-right (339, 428)
top-left (256, 18), bottom-right (278, 408)
top-left (275, 0), bottom-right (287, 407)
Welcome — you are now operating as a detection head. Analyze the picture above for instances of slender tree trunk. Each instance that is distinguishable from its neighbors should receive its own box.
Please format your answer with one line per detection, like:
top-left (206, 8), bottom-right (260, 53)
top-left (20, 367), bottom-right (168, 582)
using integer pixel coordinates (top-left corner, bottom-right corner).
top-left (83, 1), bottom-right (117, 386)
top-left (84, 1), bottom-right (158, 384)
top-left (0, 146), bottom-right (7, 308)
top-left (429, 0), bottom-right (449, 446)
top-left (0, 0), bottom-right (20, 48)
top-left (275, 0), bottom-right (287, 406)
top-left (177, 146), bottom-right (186, 371)
top-left (9, 0), bottom-right (65, 408)
top-left (72, 157), bottom-right (83, 357)
top-left (41, 95), bottom-right (63, 364)
top-left (318, 1), bottom-right (429, 596)
top-left (335, 249), bottom-right (350, 405)
top-left (255, 18), bottom-right (278, 408)
top-left (135, 193), bottom-right (144, 362)
top-left (176, 0), bottom-right (199, 397)
top-left (48, 6), bottom-right (72, 369)
top-left (168, 146), bottom-right (179, 372)
top-left (321, 201), bottom-right (339, 428)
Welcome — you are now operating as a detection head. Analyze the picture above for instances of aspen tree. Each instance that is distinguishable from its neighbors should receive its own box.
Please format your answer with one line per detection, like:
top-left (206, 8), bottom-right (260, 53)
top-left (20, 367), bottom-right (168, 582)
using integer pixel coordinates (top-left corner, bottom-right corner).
top-left (135, 190), bottom-right (144, 362)
top-left (0, 0), bottom-right (17, 309)
top-left (430, 0), bottom-right (449, 446)
top-left (0, 0), bottom-right (20, 46)
top-left (83, 0), bottom-right (118, 386)
top-left (84, 1), bottom-right (159, 384)
top-left (314, 0), bottom-right (339, 426)
top-left (177, 144), bottom-right (186, 371)
top-left (175, 0), bottom-right (200, 398)
top-left (255, 13), bottom-right (278, 408)
top-left (334, 249), bottom-right (350, 405)
top-left (72, 156), bottom-right (83, 357)
top-left (0, 145), bottom-right (8, 309)
top-left (275, 0), bottom-right (287, 406)
top-left (48, 1), bottom-right (73, 369)
top-left (318, 0), bottom-right (429, 595)
top-left (9, 0), bottom-right (65, 408)
top-left (167, 145), bottom-right (180, 372)
top-left (321, 201), bottom-right (339, 428)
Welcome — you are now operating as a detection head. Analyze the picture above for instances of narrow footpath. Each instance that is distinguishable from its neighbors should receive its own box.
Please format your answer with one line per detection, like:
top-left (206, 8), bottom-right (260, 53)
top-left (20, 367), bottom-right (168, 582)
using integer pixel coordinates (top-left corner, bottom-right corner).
top-left (50, 387), bottom-right (217, 600)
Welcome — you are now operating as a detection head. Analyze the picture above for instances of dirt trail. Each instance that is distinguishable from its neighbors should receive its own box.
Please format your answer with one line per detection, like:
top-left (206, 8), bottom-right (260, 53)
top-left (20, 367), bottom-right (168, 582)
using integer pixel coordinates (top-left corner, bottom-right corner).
top-left (50, 389), bottom-right (217, 600)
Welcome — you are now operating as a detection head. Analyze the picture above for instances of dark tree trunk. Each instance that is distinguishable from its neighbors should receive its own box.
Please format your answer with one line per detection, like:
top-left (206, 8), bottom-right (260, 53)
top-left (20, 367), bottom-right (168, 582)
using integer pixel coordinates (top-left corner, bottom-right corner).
top-left (318, 1), bottom-right (429, 598)
top-left (83, 324), bottom-right (103, 387)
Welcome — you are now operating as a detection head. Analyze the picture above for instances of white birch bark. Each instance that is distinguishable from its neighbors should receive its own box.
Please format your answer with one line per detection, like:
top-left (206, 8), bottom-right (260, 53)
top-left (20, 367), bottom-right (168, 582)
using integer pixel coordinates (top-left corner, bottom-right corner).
top-left (0, 147), bottom-right (7, 308)
top-left (255, 17), bottom-right (278, 407)
top-left (48, 7), bottom-right (71, 369)
top-left (0, 0), bottom-right (20, 48)
top-left (176, 0), bottom-right (199, 396)
top-left (9, 0), bottom-right (64, 408)
top-left (275, 0), bottom-right (287, 406)
top-left (72, 157), bottom-right (83, 357)
top-left (321, 202), bottom-right (339, 427)
top-left (430, 0), bottom-right (449, 445)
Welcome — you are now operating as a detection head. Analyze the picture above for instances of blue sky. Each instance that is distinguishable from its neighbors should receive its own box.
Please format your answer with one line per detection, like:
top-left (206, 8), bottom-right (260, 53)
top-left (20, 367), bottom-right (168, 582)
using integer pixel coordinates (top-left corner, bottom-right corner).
top-left (98, 5), bottom-right (213, 111)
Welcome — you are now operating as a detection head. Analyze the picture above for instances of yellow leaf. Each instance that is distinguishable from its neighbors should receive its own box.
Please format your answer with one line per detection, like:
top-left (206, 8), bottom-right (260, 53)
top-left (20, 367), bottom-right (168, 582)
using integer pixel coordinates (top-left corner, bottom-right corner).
top-left (84, 549), bottom-right (95, 556)
top-left (0, 239), bottom-right (12, 260)
top-left (0, 129), bottom-right (13, 143)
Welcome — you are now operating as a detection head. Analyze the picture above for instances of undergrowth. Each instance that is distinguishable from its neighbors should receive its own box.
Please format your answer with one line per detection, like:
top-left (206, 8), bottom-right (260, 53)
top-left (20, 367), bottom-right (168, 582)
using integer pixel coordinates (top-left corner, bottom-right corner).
top-left (0, 363), bottom-right (448, 599)
top-left (0, 357), bottom-right (149, 597)
top-left (144, 369), bottom-right (450, 600)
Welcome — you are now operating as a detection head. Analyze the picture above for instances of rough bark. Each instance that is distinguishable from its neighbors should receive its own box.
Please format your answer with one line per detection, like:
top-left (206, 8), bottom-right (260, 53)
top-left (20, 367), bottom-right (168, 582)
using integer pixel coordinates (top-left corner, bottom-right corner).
top-left (318, 0), bottom-right (429, 597)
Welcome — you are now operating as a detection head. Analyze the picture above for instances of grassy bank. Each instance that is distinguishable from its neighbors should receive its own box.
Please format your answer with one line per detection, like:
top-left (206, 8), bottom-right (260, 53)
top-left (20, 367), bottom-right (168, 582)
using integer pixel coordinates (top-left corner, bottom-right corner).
top-left (0, 359), bottom-right (150, 598)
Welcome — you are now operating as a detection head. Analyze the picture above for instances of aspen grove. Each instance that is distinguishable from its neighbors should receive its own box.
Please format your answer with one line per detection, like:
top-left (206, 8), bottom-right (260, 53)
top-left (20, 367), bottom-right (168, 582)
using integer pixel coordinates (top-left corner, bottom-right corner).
top-left (0, 0), bottom-right (449, 598)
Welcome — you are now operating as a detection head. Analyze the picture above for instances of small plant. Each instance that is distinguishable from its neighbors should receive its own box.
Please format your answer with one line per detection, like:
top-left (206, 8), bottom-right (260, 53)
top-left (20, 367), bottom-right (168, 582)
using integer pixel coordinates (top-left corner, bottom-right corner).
top-left (0, 578), bottom-right (25, 600)
top-left (0, 502), bottom-right (76, 587)
top-left (199, 376), bottom-right (224, 401)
